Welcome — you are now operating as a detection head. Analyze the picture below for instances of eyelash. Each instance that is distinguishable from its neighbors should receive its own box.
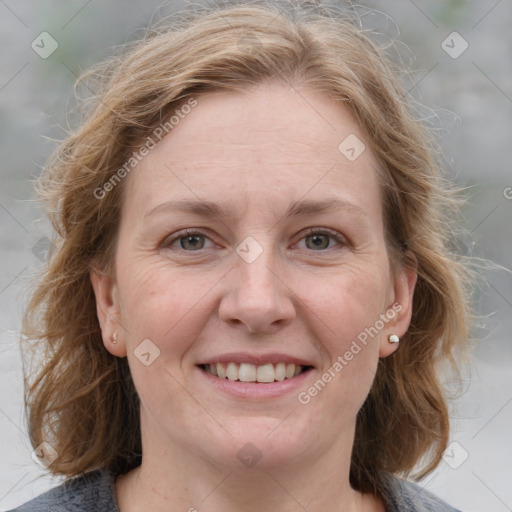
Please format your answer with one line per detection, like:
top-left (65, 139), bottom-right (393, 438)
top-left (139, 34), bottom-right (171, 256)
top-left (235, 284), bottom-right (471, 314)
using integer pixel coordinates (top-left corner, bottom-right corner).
top-left (162, 228), bottom-right (348, 253)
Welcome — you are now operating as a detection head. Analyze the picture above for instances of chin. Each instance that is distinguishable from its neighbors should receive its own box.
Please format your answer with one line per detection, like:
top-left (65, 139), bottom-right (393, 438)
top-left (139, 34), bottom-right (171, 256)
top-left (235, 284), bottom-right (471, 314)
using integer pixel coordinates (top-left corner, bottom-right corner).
top-left (198, 416), bottom-right (315, 470)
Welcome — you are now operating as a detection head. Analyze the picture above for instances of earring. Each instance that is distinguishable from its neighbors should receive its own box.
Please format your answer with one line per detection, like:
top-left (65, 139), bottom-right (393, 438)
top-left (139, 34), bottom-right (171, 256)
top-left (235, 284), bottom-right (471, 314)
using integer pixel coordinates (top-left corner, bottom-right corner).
top-left (110, 333), bottom-right (118, 344)
top-left (388, 334), bottom-right (400, 344)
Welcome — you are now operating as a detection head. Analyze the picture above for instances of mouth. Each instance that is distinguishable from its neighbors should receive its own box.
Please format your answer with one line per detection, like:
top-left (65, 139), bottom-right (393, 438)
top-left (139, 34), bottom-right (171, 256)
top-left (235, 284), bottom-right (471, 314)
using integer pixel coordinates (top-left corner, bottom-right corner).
top-left (198, 362), bottom-right (314, 383)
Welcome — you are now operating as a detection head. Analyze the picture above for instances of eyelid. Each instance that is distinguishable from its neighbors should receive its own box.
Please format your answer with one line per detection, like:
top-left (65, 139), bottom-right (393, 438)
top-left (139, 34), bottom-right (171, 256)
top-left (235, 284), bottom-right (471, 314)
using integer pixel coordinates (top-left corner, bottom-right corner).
top-left (161, 228), bottom-right (217, 249)
top-left (296, 227), bottom-right (348, 249)
top-left (161, 227), bottom-right (349, 252)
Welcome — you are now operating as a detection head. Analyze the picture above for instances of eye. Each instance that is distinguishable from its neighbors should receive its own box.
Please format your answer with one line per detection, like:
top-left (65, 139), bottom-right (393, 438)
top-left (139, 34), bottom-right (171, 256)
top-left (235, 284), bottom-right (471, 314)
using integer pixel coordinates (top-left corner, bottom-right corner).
top-left (297, 228), bottom-right (347, 251)
top-left (162, 230), bottom-right (214, 251)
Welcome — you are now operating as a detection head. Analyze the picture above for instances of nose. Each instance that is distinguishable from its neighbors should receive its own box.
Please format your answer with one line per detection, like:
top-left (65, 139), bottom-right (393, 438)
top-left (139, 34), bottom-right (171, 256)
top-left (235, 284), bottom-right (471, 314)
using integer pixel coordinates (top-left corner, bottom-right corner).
top-left (218, 248), bottom-right (296, 334)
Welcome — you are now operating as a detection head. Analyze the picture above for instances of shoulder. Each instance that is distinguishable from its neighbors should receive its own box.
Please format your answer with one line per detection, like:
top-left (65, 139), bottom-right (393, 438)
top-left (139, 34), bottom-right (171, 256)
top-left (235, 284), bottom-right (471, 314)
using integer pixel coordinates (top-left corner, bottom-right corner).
top-left (382, 473), bottom-right (463, 512)
top-left (6, 469), bottom-right (119, 512)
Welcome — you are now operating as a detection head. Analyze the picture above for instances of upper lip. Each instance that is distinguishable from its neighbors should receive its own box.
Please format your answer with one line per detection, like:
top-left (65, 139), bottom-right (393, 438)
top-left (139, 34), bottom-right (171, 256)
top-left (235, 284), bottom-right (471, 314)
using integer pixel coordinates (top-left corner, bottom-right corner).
top-left (197, 352), bottom-right (315, 367)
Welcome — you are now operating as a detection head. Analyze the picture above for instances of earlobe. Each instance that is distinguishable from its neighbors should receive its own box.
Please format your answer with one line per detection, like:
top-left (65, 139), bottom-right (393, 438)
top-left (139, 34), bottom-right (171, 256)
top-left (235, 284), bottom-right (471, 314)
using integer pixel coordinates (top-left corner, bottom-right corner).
top-left (379, 251), bottom-right (418, 358)
top-left (90, 267), bottom-right (127, 357)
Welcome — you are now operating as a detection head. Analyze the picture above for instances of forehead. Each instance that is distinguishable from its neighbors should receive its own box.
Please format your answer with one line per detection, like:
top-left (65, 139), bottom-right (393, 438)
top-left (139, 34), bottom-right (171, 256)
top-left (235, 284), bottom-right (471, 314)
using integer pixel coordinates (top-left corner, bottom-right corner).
top-left (123, 80), bottom-right (382, 222)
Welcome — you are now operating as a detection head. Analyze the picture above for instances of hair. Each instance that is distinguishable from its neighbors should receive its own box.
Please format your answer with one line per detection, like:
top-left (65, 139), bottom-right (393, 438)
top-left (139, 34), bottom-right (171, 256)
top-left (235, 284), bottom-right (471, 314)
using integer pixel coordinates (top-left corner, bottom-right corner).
top-left (22, 0), bottom-right (474, 496)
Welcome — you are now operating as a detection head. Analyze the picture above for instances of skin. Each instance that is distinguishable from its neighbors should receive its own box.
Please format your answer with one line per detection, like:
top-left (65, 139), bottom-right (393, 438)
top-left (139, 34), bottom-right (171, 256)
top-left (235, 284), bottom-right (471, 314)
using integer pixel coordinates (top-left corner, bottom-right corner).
top-left (91, 80), bottom-right (417, 512)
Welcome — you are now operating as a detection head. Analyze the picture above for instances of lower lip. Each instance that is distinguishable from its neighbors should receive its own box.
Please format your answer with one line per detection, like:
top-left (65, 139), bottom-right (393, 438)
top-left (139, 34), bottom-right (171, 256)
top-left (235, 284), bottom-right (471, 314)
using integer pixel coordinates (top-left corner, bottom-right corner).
top-left (196, 366), bottom-right (314, 400)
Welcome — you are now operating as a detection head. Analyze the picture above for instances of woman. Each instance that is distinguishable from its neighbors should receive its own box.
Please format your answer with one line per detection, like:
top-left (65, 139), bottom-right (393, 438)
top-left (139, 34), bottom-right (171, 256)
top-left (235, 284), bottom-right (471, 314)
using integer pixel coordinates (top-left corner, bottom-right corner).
top-left (12, 1), bottom-right (473, 510)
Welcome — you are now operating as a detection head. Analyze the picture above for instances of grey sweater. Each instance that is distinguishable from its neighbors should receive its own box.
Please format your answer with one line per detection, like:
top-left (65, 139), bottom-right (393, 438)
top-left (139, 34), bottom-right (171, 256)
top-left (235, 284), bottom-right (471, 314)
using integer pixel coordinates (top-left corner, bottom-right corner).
top-left (8, 469), bottom-right (462, 511)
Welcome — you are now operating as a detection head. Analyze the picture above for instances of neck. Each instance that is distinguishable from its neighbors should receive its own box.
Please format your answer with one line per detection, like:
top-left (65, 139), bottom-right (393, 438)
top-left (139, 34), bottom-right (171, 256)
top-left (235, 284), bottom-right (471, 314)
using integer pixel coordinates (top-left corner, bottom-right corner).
top-left (114, 408), bottom-right (386, 512)
top-left (117, 462), bottom-right (364, 512)
top-left (115, 430), bottom-right (381, 512)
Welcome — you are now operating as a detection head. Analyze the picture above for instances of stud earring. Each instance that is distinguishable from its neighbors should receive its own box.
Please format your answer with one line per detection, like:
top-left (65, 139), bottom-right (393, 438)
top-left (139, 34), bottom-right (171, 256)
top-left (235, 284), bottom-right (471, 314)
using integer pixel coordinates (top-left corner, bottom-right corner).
top-left (110, 333), bottom-right (118, 344)
top-left (388, 334), bottom-right (400, 344)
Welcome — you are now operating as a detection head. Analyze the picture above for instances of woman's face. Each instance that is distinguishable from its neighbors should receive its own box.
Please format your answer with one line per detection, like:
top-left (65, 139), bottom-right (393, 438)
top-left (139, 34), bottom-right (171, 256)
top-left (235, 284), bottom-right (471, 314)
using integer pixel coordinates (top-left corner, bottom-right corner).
top-left (92, 80), bottom-right (416, 470)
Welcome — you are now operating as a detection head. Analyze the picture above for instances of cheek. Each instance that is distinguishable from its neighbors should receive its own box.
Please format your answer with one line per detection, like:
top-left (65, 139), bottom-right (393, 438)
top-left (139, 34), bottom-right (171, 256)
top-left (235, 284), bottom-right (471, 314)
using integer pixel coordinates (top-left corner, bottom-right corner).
top-left (115, 255), bottom-right (216, 357)
top-left (299, 260), bottom-right (390, 355)
top-left (294, 272), bottom-right (385, 433)
top-left (293, 261), bottom-right (389, 413)
top-left (115, 258), bottom-right (213, 428)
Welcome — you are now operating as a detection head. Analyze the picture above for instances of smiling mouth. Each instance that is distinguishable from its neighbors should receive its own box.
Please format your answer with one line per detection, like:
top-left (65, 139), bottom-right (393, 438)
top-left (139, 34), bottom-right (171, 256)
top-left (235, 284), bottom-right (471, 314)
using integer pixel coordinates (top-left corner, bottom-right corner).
top-left (198, 362), bottom-right (313, 383)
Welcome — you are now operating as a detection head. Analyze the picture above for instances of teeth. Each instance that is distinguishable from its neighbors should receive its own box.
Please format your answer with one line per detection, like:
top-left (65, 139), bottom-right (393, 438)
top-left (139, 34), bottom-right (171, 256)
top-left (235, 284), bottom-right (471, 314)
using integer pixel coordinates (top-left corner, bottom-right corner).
top-left (226, 362), bottom-right (238, 381)
top-left (256, 363), bottom-right (275, 383)
top-left (239, 363), bottom-right (256, 382)
top-left (205, 362), bottom-right (306, 382)
top-left (217, 363), bottom-right (226, 379)
top-left (275, 362), bottom-right (286, 381)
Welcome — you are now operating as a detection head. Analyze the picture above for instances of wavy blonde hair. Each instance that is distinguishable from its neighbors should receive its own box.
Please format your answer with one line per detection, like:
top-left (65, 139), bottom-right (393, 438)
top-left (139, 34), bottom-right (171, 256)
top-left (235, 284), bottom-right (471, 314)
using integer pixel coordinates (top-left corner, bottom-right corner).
top-left (22, 0), bottom-right (473, 495)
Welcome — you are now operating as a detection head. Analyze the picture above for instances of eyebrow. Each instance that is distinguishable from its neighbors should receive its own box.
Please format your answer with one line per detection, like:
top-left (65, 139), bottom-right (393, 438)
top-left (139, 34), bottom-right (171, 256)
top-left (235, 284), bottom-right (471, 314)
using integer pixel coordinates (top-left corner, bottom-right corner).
top-left (144, 197), bottom-right (369, 221)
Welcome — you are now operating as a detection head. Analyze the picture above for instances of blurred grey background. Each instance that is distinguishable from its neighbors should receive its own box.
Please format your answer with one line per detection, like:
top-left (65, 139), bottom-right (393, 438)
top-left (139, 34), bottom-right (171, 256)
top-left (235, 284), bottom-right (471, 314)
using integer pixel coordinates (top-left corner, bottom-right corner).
top-left (0, 1), bottom-right (511, 510)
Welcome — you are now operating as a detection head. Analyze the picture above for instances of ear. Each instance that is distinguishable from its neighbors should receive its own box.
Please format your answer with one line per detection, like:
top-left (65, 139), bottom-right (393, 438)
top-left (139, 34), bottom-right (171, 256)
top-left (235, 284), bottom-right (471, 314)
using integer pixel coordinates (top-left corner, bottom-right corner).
top-left (379, 251), bottom-right (418, 358)
top-left (90, 266), bottom-right (127, 357)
